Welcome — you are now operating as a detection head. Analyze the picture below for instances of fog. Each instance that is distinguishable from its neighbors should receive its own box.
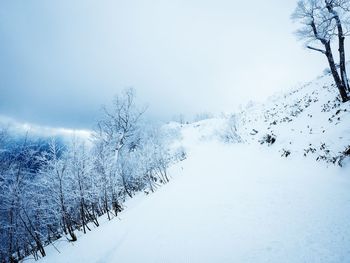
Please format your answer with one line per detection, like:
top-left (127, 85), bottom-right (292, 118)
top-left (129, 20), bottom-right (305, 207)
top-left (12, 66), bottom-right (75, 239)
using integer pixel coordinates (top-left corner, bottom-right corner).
top-left (0, 0), bottom-right (326, 129)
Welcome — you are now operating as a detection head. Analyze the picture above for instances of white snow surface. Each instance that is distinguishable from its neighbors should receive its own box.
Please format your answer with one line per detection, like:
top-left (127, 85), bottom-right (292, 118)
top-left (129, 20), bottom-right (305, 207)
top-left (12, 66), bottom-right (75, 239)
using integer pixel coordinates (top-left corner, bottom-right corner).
top-left (26, 72), bottom-right (350, 262)
top-left (28, 133), bottom-right (350, 262)
top-left (237, 73), bottom-right (350, 159)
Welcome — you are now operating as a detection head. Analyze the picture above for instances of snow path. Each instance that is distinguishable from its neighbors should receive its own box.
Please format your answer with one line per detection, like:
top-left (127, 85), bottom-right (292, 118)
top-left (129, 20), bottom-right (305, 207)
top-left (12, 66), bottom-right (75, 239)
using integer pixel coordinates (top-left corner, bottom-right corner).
top-left (36, 142), bottom-right (350, 263)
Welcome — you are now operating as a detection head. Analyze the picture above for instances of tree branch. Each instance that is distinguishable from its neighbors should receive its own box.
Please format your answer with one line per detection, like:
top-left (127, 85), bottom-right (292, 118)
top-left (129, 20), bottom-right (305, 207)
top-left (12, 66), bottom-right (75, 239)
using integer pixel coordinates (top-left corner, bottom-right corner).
top-left (307, 45), bottom-right (327, 54)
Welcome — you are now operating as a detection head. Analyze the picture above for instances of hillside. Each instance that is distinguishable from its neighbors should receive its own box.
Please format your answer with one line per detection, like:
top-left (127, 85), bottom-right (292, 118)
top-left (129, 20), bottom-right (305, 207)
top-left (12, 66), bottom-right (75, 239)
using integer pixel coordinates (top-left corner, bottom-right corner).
top-left (24, 72), bottom-right (350, 263)
top-left (237, 72), bottom-right (350, 164)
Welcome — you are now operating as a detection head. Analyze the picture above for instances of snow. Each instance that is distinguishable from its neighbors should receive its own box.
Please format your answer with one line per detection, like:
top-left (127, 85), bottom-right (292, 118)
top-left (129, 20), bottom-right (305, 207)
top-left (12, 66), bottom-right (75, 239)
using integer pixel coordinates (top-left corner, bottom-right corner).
top-left (238, 73), bottom-right (350, 160)
top-left (27, 130), bottom-right (350, 262)
top-left (24, 72), bottom-right (350, 263)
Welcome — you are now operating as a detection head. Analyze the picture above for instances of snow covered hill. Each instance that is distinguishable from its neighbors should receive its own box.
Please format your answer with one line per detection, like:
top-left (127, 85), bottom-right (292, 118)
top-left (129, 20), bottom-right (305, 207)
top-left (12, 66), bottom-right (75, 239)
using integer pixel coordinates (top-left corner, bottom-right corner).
top-left (25, 72), bottom-right (350, 263)
top-left (237, 72), bottom-right (350, 165)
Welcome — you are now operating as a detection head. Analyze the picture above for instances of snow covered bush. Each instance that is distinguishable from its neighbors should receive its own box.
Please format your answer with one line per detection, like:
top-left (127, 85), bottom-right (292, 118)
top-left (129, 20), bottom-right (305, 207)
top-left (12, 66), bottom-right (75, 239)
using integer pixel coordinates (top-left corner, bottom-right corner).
top-left (221, 114), bottom-right (242, 143)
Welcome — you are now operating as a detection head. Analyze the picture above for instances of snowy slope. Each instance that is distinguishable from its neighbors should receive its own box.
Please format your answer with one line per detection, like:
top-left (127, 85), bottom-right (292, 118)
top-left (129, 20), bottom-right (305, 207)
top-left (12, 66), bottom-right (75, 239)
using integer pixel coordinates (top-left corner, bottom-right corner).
top-left (24, 72), bottom-right (350, 263)
top-left (237, 72), bottom-right (350, 165)
top-left (25, 132), bottom-right (350, 263)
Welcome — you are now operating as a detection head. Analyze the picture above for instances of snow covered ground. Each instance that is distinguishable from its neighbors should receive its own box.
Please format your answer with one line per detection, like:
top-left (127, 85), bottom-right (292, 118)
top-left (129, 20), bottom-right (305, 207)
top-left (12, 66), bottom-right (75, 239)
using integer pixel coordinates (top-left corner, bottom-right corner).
top-left (25, 72), bottom-right (350, 263)
top-left (237, 72), bottom-right (350, 163)
top-left (27, 127), bottom-right (350, 263)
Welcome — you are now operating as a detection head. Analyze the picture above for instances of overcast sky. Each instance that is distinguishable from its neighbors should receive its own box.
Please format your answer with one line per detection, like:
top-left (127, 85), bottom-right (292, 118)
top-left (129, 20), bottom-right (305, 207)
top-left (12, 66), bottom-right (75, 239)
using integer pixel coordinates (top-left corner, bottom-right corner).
top-left (0, 0), bottom-right (326, 130)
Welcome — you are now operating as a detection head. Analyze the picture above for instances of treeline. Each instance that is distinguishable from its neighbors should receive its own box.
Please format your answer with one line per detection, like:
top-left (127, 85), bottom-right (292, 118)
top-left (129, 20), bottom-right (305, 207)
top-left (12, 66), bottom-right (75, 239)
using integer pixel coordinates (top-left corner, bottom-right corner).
top-left (0, 89), bottom-right (185, 263)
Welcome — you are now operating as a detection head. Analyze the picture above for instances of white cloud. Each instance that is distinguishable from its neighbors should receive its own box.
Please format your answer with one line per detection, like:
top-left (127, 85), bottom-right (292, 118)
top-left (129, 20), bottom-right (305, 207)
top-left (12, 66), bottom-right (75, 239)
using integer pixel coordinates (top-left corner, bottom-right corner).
top-left (0, 115), bottom-right (91, 140)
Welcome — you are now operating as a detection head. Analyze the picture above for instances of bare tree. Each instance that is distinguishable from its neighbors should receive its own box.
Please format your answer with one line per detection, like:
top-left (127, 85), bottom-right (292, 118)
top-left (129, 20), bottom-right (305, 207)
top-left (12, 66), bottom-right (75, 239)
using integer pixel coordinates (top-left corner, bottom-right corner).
top-left (292, 0), bottom-right (350, 102)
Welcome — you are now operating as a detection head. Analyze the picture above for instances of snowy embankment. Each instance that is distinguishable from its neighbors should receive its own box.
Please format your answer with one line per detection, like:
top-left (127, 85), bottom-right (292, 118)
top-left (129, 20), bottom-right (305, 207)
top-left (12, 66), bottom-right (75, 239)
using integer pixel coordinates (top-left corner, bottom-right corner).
top-left (26, 72), bottom-right (350, 263)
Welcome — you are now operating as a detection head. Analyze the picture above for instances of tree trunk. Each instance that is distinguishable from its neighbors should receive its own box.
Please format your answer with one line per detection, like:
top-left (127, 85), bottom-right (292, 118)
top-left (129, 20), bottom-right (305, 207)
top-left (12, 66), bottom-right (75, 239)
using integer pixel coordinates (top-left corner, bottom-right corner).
top-left (338, 33), bottom-right (349, 92)
top-left (19, 212), bottom-right (46, 258)
top-left (148, 171), bottom-right (155, 193)
top-left (80, 201), bottom-right (86, 234)
top-left (326, 2), bottom-right (350, 92)
top-left (104, 191), bottom-right (110, 221)
top-left (121, 175), bottom-right (132, 198)
top-left (325, 42), bottom-right (349, 102)
top-left (112, 192), bottom-right (122, 216)
top-left (60, 193), bottom-right (76, 241)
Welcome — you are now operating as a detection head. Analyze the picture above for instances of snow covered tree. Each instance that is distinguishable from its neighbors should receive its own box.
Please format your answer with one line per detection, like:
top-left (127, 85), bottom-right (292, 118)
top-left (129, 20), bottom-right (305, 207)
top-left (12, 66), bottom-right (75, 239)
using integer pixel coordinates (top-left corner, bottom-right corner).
top-left (91, 140), bottom-right (117, 220)
top-left (39, 139), bottom-right (77, 242)
top-left (0, 134), bottom-right (47, 262)
top-left (96, 88), bottom-right (145, 160)
top-left (92, 88), bottom-right (145, 216)
top-left (68, 138), bottom-right (99, 233)
top-left (292, 0), bottom-right (350, 102)
top-left (0, 90), bottom-right (182, 262)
